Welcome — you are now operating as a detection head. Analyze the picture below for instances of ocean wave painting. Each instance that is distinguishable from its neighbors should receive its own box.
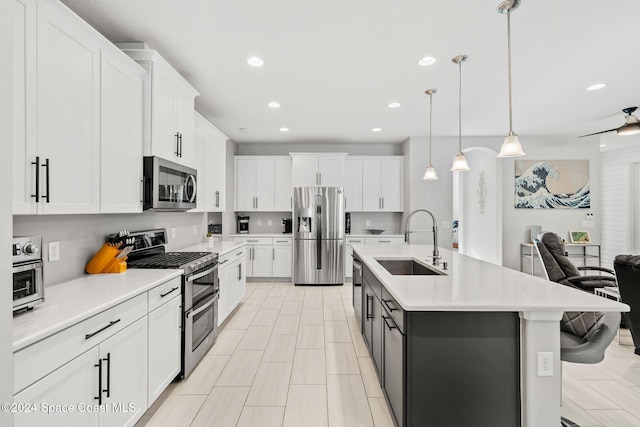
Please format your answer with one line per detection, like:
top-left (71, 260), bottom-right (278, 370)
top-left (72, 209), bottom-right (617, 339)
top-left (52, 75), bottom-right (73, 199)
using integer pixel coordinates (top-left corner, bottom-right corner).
top-left (514, 160), bottom-right (590, 209)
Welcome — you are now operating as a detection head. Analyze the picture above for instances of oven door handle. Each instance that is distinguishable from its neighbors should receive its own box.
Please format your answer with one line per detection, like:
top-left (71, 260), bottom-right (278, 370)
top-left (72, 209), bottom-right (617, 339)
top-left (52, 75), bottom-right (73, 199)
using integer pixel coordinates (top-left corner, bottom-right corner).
top-left (186, 265), bottom-right (217, 283)
top-left (187, 295), bottom-right (216, 318)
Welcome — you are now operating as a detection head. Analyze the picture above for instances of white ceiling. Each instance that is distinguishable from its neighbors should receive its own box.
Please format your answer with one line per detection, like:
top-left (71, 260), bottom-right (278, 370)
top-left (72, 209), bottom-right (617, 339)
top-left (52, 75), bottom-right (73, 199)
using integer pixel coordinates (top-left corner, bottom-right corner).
top-left (61, 0), bottom-right (640, 145)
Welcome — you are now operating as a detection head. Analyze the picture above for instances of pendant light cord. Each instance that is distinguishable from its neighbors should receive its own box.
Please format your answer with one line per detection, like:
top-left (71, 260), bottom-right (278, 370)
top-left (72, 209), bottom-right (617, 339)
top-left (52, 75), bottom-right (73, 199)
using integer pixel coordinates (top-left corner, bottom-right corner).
top-left (507, 7), bottom-right (513, 134)
top-left (429, 93), bottom-right (433, 165)
top-left (458, 60), bottom-right (462, 153)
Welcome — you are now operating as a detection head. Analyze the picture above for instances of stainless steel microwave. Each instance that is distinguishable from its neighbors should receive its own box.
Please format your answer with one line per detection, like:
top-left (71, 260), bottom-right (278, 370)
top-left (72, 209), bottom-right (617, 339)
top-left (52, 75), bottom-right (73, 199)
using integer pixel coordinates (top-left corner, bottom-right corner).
top-left (143, 156), bottom-right (197, 211)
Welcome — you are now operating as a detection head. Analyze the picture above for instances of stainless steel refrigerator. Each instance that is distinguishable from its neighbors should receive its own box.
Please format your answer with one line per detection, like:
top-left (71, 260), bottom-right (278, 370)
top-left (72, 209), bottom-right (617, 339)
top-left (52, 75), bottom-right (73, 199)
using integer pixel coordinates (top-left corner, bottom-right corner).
top-left (293, 187), bottom-right (345, 285)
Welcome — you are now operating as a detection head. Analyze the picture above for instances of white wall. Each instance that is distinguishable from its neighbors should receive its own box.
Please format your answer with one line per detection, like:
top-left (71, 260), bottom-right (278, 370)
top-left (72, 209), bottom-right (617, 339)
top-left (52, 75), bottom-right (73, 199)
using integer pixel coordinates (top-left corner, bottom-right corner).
top-left (600, 135), bottom-right (640, 267)
top-left (14, 212), bottom-right (208, 286)
top-left (454, 147), bottom-right (502, 265)
top-left (403, 135), bottom-right (601, 271)
top-left (1, 0), bottom-right (14, 420)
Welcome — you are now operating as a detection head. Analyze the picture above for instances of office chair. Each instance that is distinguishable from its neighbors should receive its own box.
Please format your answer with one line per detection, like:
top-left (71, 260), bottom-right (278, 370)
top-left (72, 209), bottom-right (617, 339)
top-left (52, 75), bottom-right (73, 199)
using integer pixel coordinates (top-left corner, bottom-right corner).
top-left (534, 232), bottom-right (617, 293)
top-left (613, 255), bottom-right (640, 356)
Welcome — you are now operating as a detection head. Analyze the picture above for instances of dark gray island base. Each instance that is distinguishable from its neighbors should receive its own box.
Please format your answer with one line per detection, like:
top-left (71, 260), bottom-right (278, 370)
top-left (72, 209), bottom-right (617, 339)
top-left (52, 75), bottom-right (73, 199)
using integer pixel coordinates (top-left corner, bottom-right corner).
top-left (360, 259), bottom-right (521, 427)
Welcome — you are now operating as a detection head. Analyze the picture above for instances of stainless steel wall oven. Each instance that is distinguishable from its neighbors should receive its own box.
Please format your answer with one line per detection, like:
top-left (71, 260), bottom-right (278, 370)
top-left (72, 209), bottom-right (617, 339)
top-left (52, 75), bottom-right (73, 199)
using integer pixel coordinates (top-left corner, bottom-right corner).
top-left (13, 236), bottom-right (44, 313)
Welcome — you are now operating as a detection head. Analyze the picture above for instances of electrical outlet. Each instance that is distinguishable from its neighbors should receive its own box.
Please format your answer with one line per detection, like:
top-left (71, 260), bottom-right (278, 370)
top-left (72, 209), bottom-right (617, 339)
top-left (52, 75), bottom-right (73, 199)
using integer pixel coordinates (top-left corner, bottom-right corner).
top-left (366, 220), bottom-right (371, 227)
top-left (193, 225), bottom-right (197, 235)
top-left (585, 212), bottom-right (594, 220)
top-left (171, 228), bottom-right (176, 239)
top-left (537, 352), bottom-right (553, 376)
top-left (268, 220), bottom-right (272, 226)
top-left (48, 241), bottom-right (60, 262)
top-left (257, 219), bottom-right (262, 226)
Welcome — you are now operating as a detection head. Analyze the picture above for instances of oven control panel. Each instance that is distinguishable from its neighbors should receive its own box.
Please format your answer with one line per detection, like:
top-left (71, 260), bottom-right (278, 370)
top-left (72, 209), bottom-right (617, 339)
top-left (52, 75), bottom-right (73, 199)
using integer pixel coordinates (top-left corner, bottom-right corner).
top-left (13, 236), bottom-right (42, 264)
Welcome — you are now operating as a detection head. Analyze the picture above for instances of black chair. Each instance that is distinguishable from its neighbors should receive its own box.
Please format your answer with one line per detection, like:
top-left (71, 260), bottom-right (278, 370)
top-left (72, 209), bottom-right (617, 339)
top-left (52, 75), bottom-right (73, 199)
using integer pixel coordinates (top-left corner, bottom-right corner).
top-left (613, 255), bottom-right (640, 356)
top-left (534, 232), bottom-right (617, 293)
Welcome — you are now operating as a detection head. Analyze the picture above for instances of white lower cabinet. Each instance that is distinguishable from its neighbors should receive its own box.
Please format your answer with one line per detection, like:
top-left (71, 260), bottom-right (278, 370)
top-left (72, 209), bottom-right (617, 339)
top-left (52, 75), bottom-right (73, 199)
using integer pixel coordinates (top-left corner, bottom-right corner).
top-left (217, 247), bottom-right (247, 326)
top-left (13, 277), bottom-right (182, 427)
top-left (233, 237), bottom-right (292, 278)
top-left (147, 293), bottom-right (181, 404)
top-left (14, 317), bottom-right (148, 427)
top-left (14, 348), bottom-right (101, 427)
top-left (249, 245), bottom-right (273, 277)
top-left (273, 239), bottom-right (292, 278)
top-left (217, 255), bottom-right (231, 325)
top-left (99, 317), bottom-right (148, 427)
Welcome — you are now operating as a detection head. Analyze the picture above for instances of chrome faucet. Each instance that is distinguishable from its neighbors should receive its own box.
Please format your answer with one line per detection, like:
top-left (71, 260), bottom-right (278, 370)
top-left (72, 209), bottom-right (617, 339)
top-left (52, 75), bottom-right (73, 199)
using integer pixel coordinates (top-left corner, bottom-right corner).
top-left (404, 209), bottom-right (440, 261)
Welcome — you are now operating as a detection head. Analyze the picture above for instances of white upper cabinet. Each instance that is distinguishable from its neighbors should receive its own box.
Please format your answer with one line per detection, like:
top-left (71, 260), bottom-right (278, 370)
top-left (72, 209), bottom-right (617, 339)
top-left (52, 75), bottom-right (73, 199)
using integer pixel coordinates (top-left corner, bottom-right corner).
top-left (344, 158), bottom-right (363, 212)
top-left (194, 112), bottom-right (227, 212)
top-left (291, 153), bottom-right (346, 187)
top-left (361, 157), bottom-right (404, 212)
top-left (14, 0), bottom-right (103, 214)
top-left (100, 48), bottom-right (146, 213)
top-left (13, 0), bottom-right (147, 215)
top-left (119, 45), bottom-right (199, 169)
top-left (274, 157), bottom-right (293, 211)
top-left (235, 157), bottom-right (291, 212)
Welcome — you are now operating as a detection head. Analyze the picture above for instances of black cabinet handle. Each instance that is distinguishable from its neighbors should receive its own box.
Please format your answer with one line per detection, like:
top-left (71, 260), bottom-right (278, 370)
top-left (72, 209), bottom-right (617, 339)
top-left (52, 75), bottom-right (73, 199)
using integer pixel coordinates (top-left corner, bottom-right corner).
top-left (218, 259), bottom-right (228, 265)
top-left (179, 133), bottom-right (183, 157)
top-left (366, 294), bottom-right (373, 319)
top-left (103, 353), bottom-right (111, 398)
top-left (160, 286), bottom-right (179, 298)
top-left (215, 190), bottom-right (220, 207)
top-left (175, 133), bottom-right (180, 156)
top-left (94, 358), bottom-right (103, 405)
top-left (382, 315), bottom-right (397, 330)
top-left (85, 319), bottom-right (121, 340)
top-left (382, 299), bottom-right (398, 312)
top-left (31, 157), bottom-right (40, 202)
top-left (42, 158), bottom-right (50, 203)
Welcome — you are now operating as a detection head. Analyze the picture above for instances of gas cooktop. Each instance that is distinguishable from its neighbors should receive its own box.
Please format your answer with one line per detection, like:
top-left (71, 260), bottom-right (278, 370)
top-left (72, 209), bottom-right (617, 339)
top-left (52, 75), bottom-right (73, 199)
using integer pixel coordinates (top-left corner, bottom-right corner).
top-left (127, 252), bottom-right (212, 269)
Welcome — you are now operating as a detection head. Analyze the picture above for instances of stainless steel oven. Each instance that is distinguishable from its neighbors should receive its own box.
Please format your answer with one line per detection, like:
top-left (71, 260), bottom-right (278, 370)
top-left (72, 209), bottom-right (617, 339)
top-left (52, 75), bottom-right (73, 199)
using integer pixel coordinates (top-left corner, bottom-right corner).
top-left (183, 263), bottom-right (219, 377)
top-left (125, 228), bottom-right (219, 379)
top-left (13, 236), bottom-right (44, 313)
top-left (143, 156), bottom-right (197, 211)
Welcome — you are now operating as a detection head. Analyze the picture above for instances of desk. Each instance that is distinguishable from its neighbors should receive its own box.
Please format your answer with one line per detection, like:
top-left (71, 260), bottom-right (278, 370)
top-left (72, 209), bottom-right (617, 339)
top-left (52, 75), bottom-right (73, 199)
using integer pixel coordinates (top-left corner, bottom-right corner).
top-left (520, 243), bottom-right (601, 275)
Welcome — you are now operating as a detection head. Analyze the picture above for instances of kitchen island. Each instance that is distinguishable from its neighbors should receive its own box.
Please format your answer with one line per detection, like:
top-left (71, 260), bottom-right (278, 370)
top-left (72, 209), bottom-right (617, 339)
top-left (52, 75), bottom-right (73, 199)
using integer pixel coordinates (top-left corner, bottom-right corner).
top-left (352, 244), bottom-right (629, 427)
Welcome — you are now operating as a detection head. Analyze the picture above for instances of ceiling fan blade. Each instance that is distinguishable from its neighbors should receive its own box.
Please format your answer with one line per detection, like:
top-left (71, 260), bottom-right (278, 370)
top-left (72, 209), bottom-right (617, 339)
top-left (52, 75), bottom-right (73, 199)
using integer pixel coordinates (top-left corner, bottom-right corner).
top-left (577, 128), bottom-right (619, 138)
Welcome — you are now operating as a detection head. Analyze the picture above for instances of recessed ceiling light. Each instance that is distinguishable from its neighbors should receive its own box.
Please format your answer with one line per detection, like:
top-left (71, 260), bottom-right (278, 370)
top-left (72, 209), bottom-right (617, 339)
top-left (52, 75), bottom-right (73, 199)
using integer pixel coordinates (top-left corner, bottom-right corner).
top-left (371, 128), bottom-right (382, 132)
top-left (268, 102), bottom-right (280, 108)
top-left (246, 57), bottom-right (264, 67)
top-left (418, 57), bottom-right (437, 67)
top-left (239, 128), bottom-right (248, 133)
top-left (600, 144), bottom-right (607, 147)
top-left (280, 127), bottom-right (289, 132)
top-left (388, 102), bottom-right (401, 109)
top-left (587, 83), bottom-right (607, 91)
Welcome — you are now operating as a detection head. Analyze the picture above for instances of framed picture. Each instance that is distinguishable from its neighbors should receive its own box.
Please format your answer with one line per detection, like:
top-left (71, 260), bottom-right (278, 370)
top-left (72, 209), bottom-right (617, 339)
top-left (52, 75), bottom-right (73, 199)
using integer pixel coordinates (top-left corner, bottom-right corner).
top-left (569, 231), bottom-right (591, 244)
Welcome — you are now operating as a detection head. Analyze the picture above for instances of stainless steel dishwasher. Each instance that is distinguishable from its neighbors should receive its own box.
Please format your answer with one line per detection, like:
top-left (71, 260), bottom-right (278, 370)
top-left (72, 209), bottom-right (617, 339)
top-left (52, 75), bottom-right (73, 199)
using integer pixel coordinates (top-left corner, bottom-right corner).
top-left (352, 256), bottom-right (363, 326)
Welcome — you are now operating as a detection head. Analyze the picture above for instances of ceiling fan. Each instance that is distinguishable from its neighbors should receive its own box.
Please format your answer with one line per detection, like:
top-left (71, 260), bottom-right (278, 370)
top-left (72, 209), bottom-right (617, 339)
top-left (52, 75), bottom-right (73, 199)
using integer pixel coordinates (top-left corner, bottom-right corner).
top-left (579, 107), bottom-right (640, 138)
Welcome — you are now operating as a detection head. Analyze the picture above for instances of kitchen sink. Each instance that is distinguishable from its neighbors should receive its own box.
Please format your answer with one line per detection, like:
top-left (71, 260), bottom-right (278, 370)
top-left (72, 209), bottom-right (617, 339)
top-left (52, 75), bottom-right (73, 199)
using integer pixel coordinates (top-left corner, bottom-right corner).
top-left (376, 258), bottom-right (446, 276)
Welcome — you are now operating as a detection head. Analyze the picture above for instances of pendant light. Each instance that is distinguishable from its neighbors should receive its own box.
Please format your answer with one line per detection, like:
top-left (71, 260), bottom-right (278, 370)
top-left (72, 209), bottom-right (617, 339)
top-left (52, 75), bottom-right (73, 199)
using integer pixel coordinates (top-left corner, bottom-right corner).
top-left (497, 0), bottom-right (526, 158)
top-left (423, 89), bottom-right (438, 180)
top-left (451, 55), bottom-right (470, 172)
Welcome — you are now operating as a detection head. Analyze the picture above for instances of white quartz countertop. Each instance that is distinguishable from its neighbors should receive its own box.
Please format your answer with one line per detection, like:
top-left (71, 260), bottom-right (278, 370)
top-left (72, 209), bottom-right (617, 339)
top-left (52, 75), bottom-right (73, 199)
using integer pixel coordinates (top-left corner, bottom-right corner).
top-left (181, 240), bottom-right (246, 255)
top-left (353, 244), bottom-right (629, 313)
top-left (230, 233), bottom-right (292, 238)
top-left (13, 269), bottom-right (182, 352)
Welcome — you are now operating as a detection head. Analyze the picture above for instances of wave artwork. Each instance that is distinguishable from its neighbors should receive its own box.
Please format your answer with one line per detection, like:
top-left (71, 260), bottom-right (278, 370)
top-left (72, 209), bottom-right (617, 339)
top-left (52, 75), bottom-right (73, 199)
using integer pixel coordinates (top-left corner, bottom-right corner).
top-left (514, 160), bottom-right (590, 209)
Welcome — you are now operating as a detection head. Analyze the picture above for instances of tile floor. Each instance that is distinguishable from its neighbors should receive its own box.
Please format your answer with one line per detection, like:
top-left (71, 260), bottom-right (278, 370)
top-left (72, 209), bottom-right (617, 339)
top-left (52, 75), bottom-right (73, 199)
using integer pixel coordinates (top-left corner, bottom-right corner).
top-left (136, 281), bottom-right (640, 427)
